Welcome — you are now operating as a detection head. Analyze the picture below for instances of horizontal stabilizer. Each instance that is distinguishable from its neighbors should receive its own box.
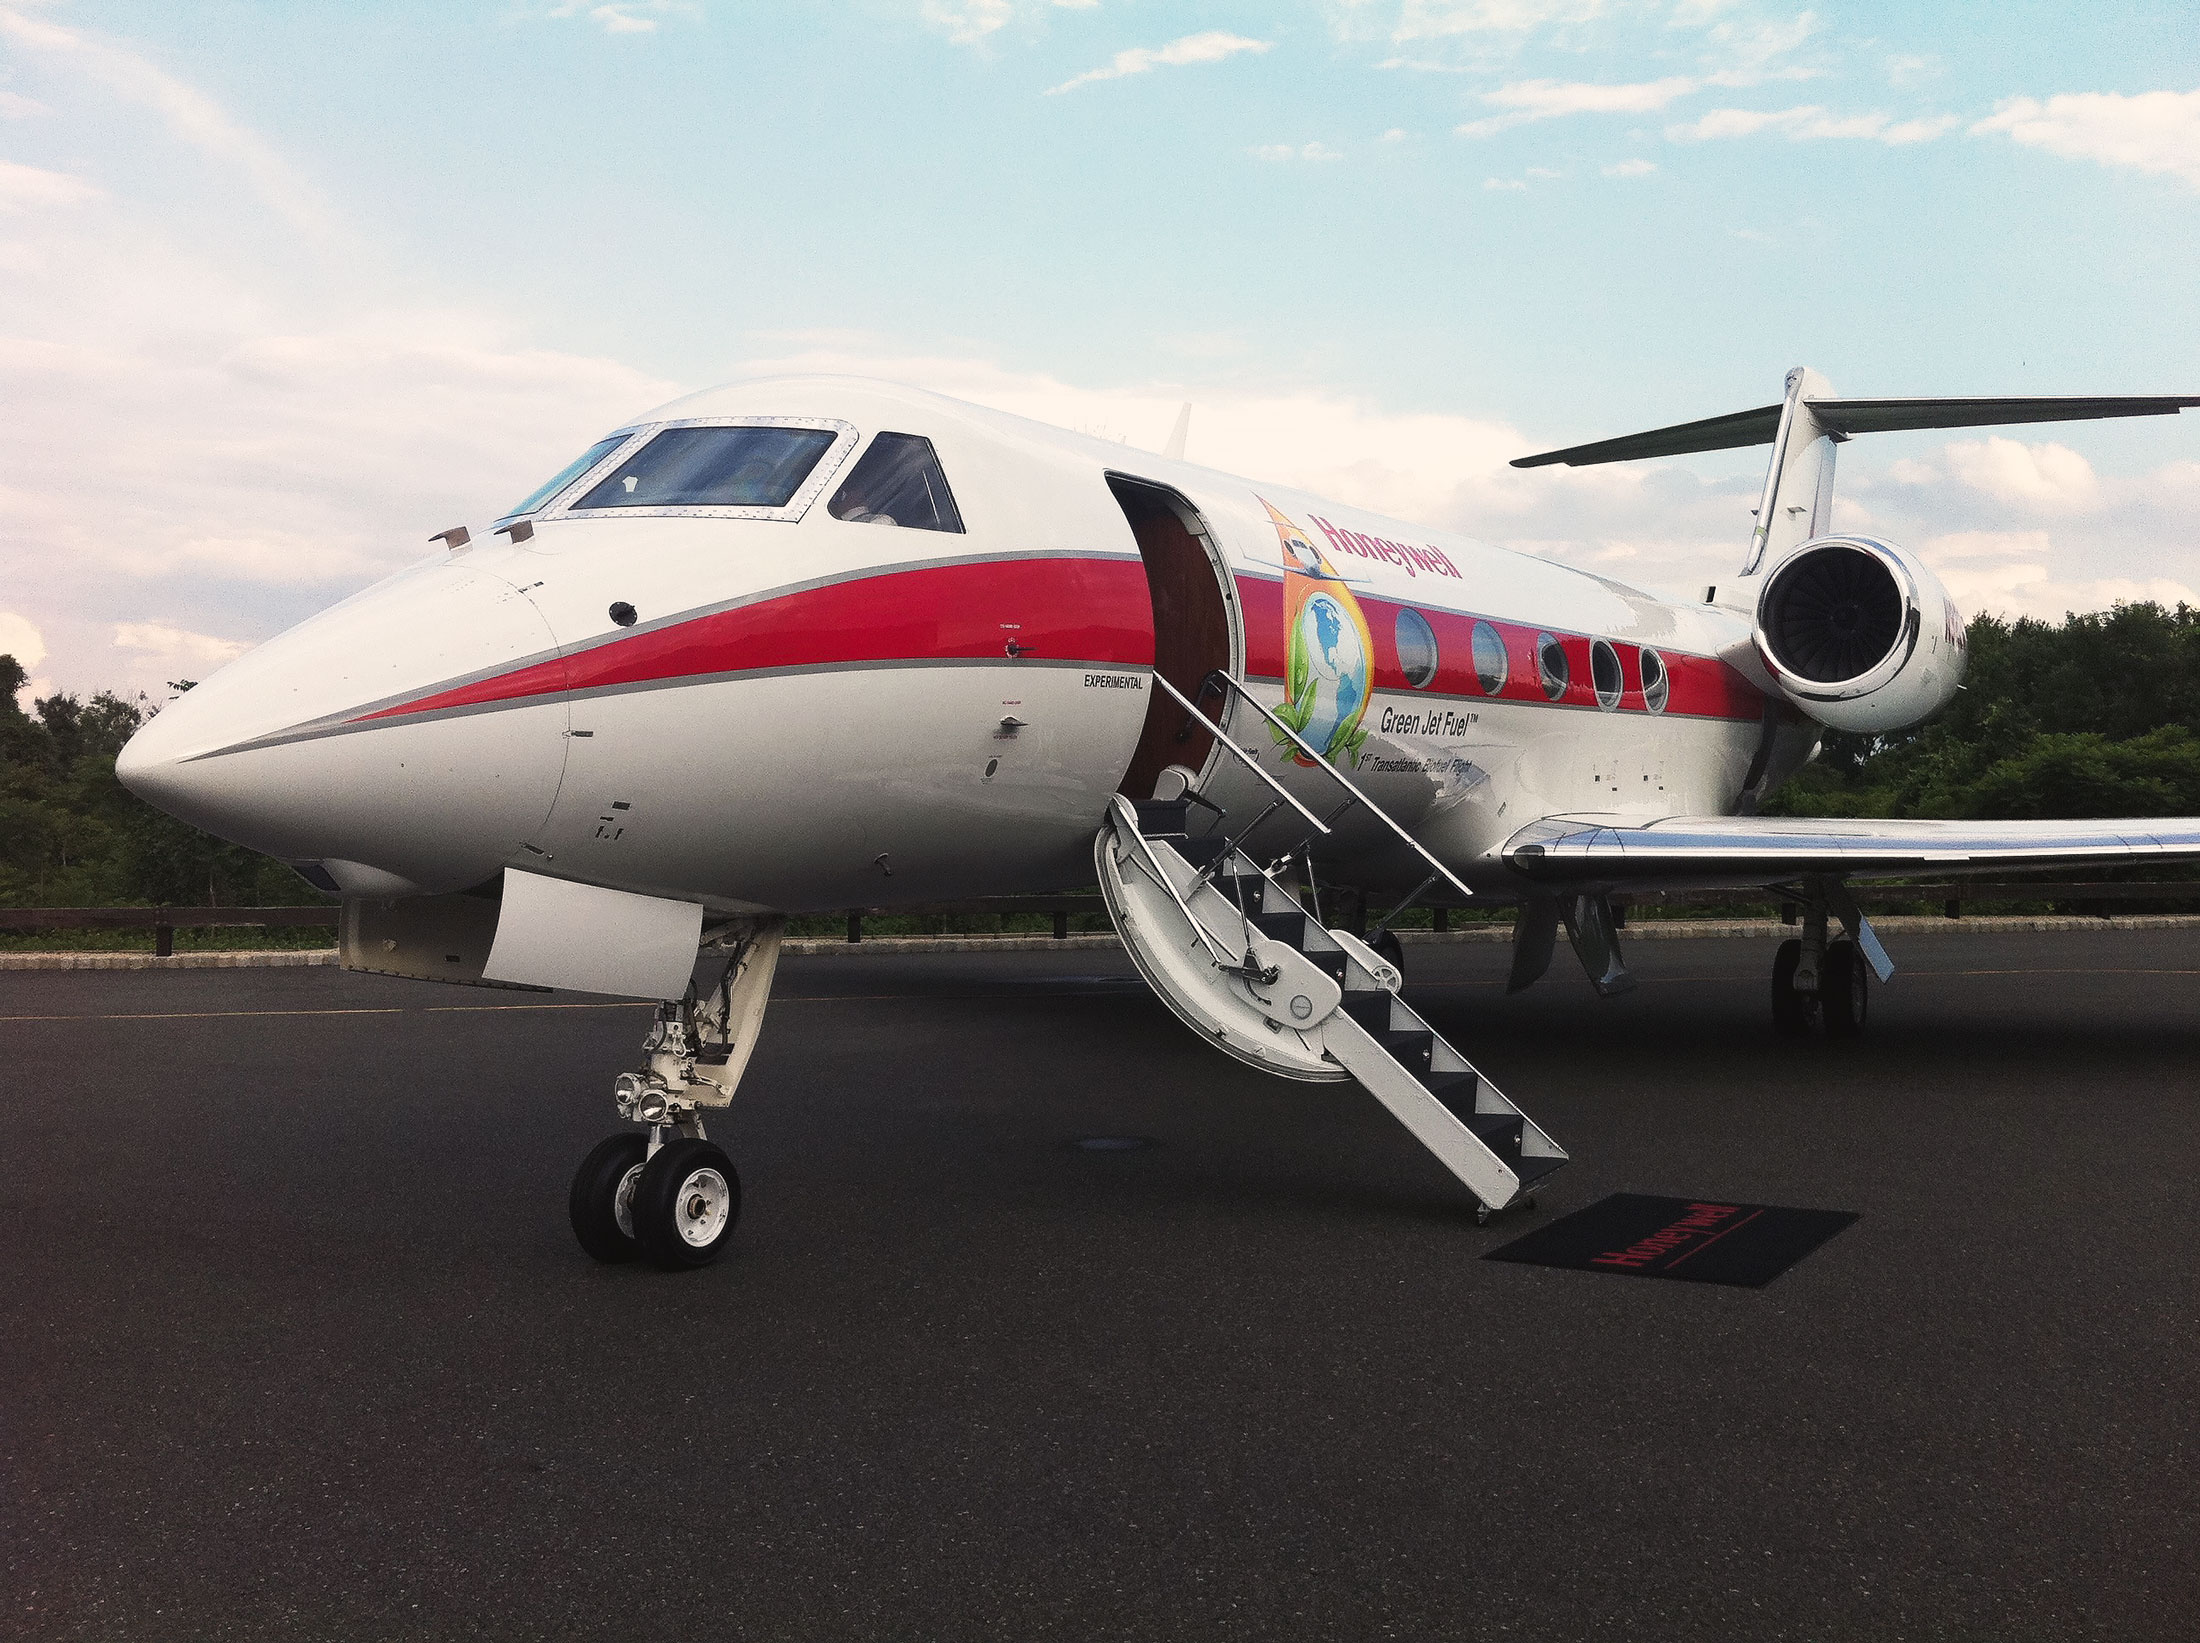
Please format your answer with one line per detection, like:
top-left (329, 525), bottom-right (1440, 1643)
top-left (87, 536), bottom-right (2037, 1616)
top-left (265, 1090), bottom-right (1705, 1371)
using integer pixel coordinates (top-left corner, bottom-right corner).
top-left (1512, 394), bottom-right (2200, 469)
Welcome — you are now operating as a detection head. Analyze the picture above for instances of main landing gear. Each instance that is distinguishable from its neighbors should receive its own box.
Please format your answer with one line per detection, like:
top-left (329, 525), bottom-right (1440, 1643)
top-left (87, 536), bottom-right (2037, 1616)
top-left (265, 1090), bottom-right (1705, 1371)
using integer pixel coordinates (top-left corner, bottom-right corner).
top-left (1771, 896), bottom-right (1870, 1039)
top-left (570, 916), bottom-right (782, 1270)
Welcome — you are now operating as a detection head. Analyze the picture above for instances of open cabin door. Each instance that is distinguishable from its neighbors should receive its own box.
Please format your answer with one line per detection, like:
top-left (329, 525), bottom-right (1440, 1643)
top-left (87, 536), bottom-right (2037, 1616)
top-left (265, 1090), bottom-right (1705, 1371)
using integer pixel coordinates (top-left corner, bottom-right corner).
top-left (1107, 474), bottom-right (1238, 802)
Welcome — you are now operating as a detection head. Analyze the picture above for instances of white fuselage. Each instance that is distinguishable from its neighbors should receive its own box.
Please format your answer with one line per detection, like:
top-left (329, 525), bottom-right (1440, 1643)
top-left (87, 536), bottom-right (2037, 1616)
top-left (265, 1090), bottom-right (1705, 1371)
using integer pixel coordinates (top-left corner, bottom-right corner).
top-left (118, 377), bottom-right (1782, 911)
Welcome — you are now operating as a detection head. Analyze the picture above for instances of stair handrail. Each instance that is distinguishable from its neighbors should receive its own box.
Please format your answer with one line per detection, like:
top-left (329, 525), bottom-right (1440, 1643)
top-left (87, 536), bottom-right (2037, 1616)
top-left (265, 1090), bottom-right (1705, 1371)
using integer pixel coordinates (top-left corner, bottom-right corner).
top-left (1149, 674), bottom-right (1332, 837)
top-left (1200, 671), bottom-right (1477, 905)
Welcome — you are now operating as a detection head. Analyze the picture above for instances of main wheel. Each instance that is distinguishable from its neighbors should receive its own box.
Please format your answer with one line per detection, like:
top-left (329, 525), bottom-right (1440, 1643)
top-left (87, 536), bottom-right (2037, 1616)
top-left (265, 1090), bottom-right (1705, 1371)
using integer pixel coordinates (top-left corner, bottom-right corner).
top-left (570, 1133), bottom-right (649, 1264)
top-left (1771, 938), bottom-right (1815, 1038)
top-left (631, 1137), bottom-right (741, 1269)
top-left (1822, 938), bottom-right (1869, 1038)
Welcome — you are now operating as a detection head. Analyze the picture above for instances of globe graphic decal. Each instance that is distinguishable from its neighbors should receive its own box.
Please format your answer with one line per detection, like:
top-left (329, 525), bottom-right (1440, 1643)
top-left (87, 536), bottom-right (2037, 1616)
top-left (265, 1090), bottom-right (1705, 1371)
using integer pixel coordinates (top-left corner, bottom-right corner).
top-left (1296, 590), bottom-right (1368, 758)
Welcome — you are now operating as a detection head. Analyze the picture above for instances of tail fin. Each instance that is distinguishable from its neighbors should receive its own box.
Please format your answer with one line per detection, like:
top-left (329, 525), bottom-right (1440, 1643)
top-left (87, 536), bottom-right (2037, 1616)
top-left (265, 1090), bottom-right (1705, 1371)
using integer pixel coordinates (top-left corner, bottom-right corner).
top-left (1512, 371), bottom-right (2199, 595)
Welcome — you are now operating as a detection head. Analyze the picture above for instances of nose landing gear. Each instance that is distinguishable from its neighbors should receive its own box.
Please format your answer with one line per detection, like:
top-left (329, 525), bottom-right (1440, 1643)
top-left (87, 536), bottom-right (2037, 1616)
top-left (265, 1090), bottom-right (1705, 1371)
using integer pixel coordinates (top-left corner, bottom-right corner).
top-left (570, 916), bottom-right (781, 1270)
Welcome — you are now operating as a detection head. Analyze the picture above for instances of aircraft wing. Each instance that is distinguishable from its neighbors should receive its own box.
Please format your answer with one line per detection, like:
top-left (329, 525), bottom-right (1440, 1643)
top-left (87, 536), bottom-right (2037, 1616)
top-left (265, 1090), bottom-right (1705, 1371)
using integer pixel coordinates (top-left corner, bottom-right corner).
top-left (1501, 814), bottom-right (2200, 888)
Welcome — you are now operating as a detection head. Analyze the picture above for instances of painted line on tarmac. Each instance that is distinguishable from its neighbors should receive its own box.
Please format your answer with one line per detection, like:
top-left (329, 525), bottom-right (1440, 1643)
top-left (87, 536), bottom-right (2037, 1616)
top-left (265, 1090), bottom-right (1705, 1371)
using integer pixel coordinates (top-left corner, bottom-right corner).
top-left (15, 969), bottom-right (2196, 1024)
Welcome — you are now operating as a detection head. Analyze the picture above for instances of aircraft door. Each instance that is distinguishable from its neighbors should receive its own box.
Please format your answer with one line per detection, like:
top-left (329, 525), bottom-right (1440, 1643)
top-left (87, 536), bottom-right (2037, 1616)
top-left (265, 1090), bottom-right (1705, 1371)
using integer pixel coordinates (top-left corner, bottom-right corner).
top-left (1107, 475), bottom-right (1238, 802)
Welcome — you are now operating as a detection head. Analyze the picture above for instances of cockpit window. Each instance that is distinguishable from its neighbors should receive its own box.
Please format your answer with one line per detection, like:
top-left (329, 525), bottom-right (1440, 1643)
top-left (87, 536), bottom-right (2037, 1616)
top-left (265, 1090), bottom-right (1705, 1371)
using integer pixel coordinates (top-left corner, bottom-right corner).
top-left (828, 433), bottom-right (964, 533)
top-left (504, 432), bottom-right (632, 519)
top-left (572, 426), bottom-right (838, 511)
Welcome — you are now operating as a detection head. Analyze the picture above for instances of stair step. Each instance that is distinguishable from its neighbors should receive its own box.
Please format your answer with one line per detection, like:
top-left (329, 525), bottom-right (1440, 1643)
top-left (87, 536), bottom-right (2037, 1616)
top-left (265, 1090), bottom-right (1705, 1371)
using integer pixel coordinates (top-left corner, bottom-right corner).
top-left (1304, 949), bottom-right (1348, 982)
top-left (1515, 1153), bottom-right (1569, 1189)
top-left (1135, 799), bottom-right (1190, 836)
top-left (1379, 1029), bottom-right (1434, 1075)
top-left (1342, 993), bottom-right (1394, 1032)
top-left (1251, 911), bottom-right (1307, 947)
top-left (1419, 1068), bottom-right (1479, 1110)
top-left (1465, 1110), bottom-right (1525, 1160)
top-left (1177, 835), bottom-right (1231, 869)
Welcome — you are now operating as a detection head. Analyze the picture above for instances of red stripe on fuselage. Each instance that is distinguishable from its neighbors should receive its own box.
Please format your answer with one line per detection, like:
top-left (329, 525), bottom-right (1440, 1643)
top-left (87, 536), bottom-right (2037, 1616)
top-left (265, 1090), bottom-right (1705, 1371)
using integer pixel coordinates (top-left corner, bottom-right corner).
top-left (357, 556), bottom-right (1158, 723)
top-left (1233, 573), bottom-right (1762, 721)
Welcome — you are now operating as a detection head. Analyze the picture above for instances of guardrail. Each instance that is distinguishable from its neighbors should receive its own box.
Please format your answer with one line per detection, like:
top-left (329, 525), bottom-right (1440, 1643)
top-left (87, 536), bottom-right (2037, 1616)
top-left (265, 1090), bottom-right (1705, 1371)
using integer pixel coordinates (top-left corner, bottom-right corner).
top-left (6, 879), bottom-right (2199, 955)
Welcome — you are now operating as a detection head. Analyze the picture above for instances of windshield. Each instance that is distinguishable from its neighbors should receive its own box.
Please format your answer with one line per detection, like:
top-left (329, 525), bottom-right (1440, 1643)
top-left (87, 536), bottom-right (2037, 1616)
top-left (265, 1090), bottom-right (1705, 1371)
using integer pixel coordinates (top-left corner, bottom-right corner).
top-left (827, 432), bottom-right (964, 532)
top-left (572, 425), bottom-right (838, 511)
top-left (504, 433), bottom-right (632, 518)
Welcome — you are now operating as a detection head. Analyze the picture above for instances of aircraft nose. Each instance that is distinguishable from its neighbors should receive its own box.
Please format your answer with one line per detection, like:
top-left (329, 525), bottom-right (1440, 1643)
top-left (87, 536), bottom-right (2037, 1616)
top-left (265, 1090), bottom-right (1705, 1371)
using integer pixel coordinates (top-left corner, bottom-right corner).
top-left (116, 559), bottom-right (571, 894)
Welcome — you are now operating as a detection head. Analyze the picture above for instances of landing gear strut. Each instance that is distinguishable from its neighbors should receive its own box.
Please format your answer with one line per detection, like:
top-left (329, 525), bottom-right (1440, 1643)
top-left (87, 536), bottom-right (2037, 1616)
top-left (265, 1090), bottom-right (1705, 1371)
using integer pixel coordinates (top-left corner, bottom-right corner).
top-left (1771, 891), bottom-right (1873, 1039)
top-left (570, 916), bottom-right (782, 1269)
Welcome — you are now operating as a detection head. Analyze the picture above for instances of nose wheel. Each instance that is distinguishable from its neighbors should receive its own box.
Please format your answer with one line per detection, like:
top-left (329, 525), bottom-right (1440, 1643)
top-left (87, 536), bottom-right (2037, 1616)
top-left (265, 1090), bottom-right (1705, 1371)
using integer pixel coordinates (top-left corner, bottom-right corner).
top-left (570, 1133), bottom-right (741, 1269)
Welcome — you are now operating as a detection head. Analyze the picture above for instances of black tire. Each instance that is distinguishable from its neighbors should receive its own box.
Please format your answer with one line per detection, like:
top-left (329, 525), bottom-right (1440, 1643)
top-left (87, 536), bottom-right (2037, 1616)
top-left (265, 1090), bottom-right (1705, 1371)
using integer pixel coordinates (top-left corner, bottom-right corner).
top-left (1771, 938), bottom-right (1815, 1038)
top-left (570, 1133), bottom-right (648, 1264)
top-left (1370, 928), bottom-right (1406, 978)
top-left (1822, 938), bottom-right (1869, 1038)
top-left (632, 1138), bottom-right (741, 1270)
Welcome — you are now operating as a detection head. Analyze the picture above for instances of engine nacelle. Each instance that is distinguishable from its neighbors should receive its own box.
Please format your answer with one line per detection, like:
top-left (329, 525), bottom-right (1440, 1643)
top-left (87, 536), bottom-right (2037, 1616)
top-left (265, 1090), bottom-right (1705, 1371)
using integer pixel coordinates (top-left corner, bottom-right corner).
top-left (1753, 535), bottom-right (1966, 733)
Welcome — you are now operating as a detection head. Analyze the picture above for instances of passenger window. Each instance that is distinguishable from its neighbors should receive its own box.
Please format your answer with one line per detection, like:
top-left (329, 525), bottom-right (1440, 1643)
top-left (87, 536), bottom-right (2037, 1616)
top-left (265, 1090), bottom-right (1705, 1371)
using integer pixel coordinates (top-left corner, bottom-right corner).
top-left (572, 426), bottom-right (837, 511)
top-left (1471, 620), bottom-right (1508, 694)
top-left (1395, 608), bottom-right (1439, 689)
top-left (828, 433), bottom-right (965, 533)
top-left (1537, 633), bottom-right (1569, 702)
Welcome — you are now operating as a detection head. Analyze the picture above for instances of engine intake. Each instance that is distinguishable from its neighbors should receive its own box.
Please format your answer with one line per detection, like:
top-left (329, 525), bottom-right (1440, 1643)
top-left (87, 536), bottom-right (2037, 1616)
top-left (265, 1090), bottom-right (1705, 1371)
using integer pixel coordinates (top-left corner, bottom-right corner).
top-left (1753, 536), bottom-right (1965, 733)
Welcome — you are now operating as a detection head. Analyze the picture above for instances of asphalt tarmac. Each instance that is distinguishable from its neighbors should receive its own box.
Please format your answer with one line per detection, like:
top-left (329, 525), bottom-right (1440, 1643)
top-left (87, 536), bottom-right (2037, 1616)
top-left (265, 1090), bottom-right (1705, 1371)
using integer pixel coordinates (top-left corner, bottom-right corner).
top-left (5, 929), bottom-right (2199, 1641)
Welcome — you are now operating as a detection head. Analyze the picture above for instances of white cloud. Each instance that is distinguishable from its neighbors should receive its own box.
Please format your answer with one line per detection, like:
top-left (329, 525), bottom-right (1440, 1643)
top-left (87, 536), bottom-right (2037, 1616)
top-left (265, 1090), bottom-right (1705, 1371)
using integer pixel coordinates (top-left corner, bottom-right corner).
top-left (0, 8), bottom-right (345, 245)
top-left (1380, 126), bottom-right (1410, 141)
top-left (112, 621), bottom-right (248, 669)
top-left (0, 89), bottom-right (49, 118)
top-left (1668, 104), bottom-right (1957, 144)
top-left (1484, 176), bottom-right (1529, 190)
top-left (1252, 141), bottom-right (1341, 163)
top-left (1922, 543), bottom-right (2200, 625)
top-left (1333, 0), bottom-right (1607, 44)
top-left (1885, 53), bottom-right (1936, 88)
top-left (1047, 30), bottom-right (1270, 94)
top-left (1457, 75), bottom-right (1696, 136)
top-left (1602, 157), bottom-right (1656, 175)
top-left (546, 0), bottom-right (699, 32)
top-left (0, 164), bottom-right (678, 699)
top-left (0, 611), bottom-right (47, 674)
top-left (923, 0), bottom-right (1096, 44)
top-left (1973, 89), bottom-right (2200, 189)
top-left (0, 159), bottom-right (103, 210)
top-left (1942, 437), bottom-right (2099, 509)
top-left (1697, 10), bottom-right (1819, 85)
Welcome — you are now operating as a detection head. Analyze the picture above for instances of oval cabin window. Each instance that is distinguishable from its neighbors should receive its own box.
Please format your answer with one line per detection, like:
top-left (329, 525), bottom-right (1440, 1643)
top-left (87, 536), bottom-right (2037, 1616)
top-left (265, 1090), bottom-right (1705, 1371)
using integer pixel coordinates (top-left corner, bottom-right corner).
top-left (1592, 639), bottom-right (1623, 710)
top-left (1395, 608), bottom-right (1439, 689)
top-left (1472, 621), bottom-right (1509, 695)
top-left (1537, 633), bottom-right (1569, 702)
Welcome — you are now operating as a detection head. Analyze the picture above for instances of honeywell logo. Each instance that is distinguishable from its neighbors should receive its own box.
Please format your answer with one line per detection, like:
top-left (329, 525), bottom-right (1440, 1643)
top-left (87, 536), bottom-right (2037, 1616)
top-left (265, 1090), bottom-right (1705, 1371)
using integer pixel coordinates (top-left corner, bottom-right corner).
top-left (1591, 1202), bottom-right (1760, 1270)
top-left (1308, 515), bottom-right (1462, 581)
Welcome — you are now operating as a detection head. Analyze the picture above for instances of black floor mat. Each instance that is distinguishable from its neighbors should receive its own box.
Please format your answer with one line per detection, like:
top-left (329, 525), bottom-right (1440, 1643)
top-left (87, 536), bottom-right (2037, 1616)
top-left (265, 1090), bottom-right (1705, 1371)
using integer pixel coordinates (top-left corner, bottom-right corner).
top-left (1485, 1193), bottom-right (1858, 1287)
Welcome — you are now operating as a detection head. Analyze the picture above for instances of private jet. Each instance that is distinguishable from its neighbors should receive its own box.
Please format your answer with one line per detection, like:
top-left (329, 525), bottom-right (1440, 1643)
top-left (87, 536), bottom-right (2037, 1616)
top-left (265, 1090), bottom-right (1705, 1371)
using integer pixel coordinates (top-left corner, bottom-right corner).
top-left (117, 368), bottom-right (2200, 1268)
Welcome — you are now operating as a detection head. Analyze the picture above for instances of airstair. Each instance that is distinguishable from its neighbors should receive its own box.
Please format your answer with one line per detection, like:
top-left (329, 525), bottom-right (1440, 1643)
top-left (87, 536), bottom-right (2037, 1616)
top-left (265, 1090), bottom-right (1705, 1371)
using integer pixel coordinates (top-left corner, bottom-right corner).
top-left (1096, 675), bottom-right (1567, 1218)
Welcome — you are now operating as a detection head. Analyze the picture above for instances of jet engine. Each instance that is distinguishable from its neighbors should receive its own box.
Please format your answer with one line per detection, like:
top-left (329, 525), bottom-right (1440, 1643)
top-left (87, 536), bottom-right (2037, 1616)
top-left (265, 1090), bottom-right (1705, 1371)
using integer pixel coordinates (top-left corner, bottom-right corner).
top-left (1752, 535), bottom-right (1965, 733)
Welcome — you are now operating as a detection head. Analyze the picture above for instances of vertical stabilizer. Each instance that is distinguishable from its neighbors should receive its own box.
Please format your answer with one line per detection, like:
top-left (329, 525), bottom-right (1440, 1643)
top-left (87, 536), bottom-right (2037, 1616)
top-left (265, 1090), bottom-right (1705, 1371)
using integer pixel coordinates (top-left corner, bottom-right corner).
top-left (1727, 365), bottom-right (1841, 610)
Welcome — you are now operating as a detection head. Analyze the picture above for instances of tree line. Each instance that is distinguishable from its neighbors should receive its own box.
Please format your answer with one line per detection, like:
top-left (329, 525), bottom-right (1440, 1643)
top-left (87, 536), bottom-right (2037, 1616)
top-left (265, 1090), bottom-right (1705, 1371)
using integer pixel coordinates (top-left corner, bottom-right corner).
top-left (8, 601), bottom-right (2200, 908)
top-left (0, 656), bottom-right (311, 908)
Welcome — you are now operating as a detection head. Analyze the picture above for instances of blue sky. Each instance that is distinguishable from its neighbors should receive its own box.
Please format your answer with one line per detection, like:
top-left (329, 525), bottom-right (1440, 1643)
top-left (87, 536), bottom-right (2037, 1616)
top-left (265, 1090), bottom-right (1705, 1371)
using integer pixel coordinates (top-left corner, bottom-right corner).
top-left (2, 0), bottom-right (2198, 700)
